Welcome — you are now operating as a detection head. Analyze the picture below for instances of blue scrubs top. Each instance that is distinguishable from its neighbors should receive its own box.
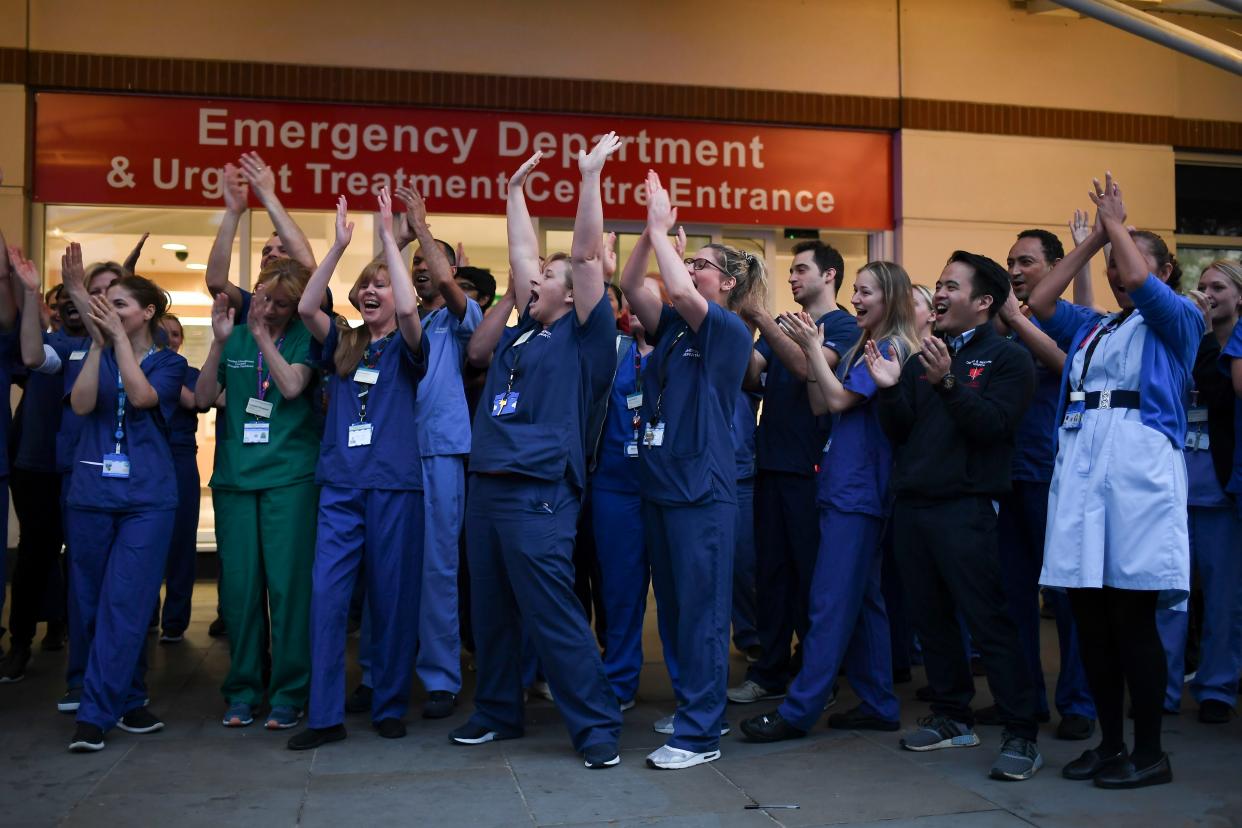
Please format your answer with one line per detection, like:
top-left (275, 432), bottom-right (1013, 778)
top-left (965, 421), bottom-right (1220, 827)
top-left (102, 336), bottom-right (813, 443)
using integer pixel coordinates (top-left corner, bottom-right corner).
top-left (733, 389), bottom-right (759, 481)
top-left (638, 303), bottom-right (752, 506)
top-left (15, 330), bottom-right (89, 474)
top-left (470, 294), bottom-right (616, 491)
top-left (66, 347), bottom-right (186, 512)
top-left (1010, 305), bottom-right (1075, 483)
top-left (817, 341), bottom-right (895, 518)
top-left (593, 338), bottom-right (648, 494)
top-left (754, 307), bottom-right (858, 476)
top-left (315, 324), bottom-right (428, 490)
top-left (416, 300), bottom-right (482, 458)
top-left (56, 343), bottom-right (93, 473)
top-left (168, 365), bottom-right (201, 454)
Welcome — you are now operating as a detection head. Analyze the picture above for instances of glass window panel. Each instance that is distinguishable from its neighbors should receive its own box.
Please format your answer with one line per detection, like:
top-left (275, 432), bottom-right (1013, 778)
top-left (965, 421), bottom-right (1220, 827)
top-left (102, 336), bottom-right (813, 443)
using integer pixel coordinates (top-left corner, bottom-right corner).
top-left (770, 231), bottom-right (869, 316)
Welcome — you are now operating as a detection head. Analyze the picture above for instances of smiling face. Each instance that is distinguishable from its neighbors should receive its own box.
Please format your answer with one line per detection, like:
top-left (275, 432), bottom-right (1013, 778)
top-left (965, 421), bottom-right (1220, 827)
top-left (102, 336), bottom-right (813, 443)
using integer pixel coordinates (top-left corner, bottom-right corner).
top-left (851, 269), bottom-right (887, 334)
top-left (528, 258), bottom-right (573, 324)
top-left (932, 261), bottom-right (991, 336)
top-left (1198, 266), bottom-right (1242, 327)
top-left (254, 280), bottom-right (298, 331)
top-left (788, 249), bottom-right (829, 308)
top-left (161, 318), bottom-right (184, 352)
top-left (411, 244), bottom-right (439, 303)
top-left (56, 288), bottom-right (84, 334)
top-left (354, 266), bottom-right (396, 328)
top-left (1006, 236), bottom-right (1052, 303)
top-left (107, 284), bottom-right (155, 337)
top-left (260, 234), bottom-right (290, 270)
top-left (690, 247), bottom-right (736, 307)
top-left (911, 288), bottom-right (936, 338)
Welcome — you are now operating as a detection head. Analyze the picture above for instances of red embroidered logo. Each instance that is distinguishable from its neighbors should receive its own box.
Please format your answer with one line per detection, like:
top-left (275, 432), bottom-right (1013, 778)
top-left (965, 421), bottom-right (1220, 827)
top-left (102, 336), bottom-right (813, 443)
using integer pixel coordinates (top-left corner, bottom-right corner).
top-left (968, 367), bottom-right (984, 381)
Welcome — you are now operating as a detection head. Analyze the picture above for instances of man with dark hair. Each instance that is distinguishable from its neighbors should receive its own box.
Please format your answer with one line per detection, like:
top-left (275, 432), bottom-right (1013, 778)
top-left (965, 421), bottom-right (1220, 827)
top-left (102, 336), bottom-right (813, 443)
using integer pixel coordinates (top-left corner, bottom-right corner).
top-left (455, 267), bottom-right (497, 312)
top-left (866, 250), bottom-right (1042, 781)
top-left (727, 239), bottom-right (858, 704)
top-left (991, 230), bottom-right (1098, 741)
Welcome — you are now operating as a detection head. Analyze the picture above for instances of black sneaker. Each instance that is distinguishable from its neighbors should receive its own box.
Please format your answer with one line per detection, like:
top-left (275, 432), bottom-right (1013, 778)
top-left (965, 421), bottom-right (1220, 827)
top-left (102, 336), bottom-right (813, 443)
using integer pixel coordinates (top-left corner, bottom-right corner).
top-left (117, 707), bottom-right (165, 734)
top-left (583, 742), bottom-right (620, 769)
top-left (345, 684), bottom-right (373, 714)
top-left (69, 723), bottom-right (105, 752)
top-left (287, 724), bottom-right (347, 751)
top-left (207, 615), bottom-right (227, 638)
top-left (1199, 699), bottom-right (1234, 724)
top-left (422, 690), bottom-right (456, 720)
top-left (1056, 714), bottom-right (1096, 740)
top-left (739, 710), bottom-right (807, 743)
top-left (827, 704), bottom-right (900, 732)
top-left (449, 722), bottom-right (519, 745)
top-left (374, 718), bottom-right (407, 739)
top-left (0, 645), bottom-right (31, 683)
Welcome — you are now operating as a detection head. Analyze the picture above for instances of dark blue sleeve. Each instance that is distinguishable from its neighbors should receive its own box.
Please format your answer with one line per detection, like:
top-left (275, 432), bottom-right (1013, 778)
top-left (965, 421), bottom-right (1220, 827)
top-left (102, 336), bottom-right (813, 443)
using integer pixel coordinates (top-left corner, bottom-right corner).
top-left (700, 303), bottom-right (752, 387)
top-left (842, 340), bottom-right (888, 401)
top-left (183, 365), bottom-right (201, 391)
top-left (148, 352), bottom-right (188, 425)
top-left (821, 312), bottom-right (860, 357)
top-left (317, 323), bottom-right (340, 372)
top-left (647, 305), bottom-right (680, 346)
top-left (755, 336), bottom-right (772, 362)
top-left (236, 288), bottom-right (253, 324)
top-left (398, 329), bottom-right (430, 382)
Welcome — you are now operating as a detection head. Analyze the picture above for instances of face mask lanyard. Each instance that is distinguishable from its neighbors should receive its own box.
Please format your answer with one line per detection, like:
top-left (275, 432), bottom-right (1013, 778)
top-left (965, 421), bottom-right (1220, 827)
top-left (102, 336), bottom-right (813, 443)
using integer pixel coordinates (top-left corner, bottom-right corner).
top-left (254, 335), bottom-right (286, 417)
top-left (115, 346), bottom-right (158, 454)
top-left (354, 331), bottom-right (396, 422)
top-left (650, 328), bottom-right (688, 427)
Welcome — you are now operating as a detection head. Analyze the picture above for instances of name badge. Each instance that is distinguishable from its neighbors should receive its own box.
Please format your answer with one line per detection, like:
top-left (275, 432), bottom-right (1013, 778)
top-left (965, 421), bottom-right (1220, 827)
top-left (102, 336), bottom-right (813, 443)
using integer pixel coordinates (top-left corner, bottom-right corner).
top-left (1062, 400), bottom-right (1085, 431)
top-left (624, 441), bottom-right (639, 458)
top-left (245, 397), bottom-right (274, 418)
top-left (348, 422), bottom-right (374, 447)
top-left (643, 422), bottom-right (666, 447)
top-left (243, 422), bottom-right (271, 444)
top-left (625, 392), bottom-right (643, 410)
top-left (354, 367), bottom-right (380, 385)
top-left (69, 350), bottom-right (87, 361)
top-left (1184, 430), bottom-right (1210, 451)
top-left (1187, 406), bottom-right (1208, 424)
top-left (101, 453), bottom-right (131, 479)
top-left (491, 392), bottom-right (519, 417)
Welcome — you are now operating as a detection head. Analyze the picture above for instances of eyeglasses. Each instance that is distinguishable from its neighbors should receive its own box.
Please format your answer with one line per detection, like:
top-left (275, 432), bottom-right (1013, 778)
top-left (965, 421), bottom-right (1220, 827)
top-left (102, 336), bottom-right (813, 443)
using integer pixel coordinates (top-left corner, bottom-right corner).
top-left (684, 257), bottom-right (728, 276)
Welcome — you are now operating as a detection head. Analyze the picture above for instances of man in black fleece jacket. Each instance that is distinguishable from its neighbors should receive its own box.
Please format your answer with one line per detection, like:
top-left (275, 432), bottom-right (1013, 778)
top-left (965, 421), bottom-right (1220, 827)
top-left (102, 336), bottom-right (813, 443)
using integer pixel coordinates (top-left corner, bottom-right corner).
top-left (865, 250), bottom-right (1040, 782)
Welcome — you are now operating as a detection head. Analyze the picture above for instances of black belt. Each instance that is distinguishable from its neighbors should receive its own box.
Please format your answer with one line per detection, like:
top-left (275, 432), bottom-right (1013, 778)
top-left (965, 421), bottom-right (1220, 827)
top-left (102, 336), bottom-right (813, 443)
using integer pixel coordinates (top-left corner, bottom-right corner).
top-left (1079, 390), bottom-right (1140, 410)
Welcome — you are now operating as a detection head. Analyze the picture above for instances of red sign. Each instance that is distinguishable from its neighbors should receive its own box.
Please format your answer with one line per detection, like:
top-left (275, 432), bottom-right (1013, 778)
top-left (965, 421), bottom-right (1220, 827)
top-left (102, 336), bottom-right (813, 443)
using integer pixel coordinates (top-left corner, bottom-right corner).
top-left (34, 92), bottom-right (892, 228)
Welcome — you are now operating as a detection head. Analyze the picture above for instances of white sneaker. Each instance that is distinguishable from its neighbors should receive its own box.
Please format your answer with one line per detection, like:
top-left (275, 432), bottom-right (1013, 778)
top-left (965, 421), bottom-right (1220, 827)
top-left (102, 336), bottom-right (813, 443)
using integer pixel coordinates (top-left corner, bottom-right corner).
top-left (645, 744), bottom-right (721, 770)
top-left (619, 698), bottom-right (636, 712)
top-left (652, 714), bottom-right (731, 736)
top-left (726, 679), bottom-right (785, 704)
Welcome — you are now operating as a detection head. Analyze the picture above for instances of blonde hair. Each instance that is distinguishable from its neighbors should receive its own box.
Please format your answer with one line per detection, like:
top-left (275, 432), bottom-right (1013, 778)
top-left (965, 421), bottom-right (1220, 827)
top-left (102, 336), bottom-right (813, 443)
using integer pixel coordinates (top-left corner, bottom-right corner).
top-left (702, 243), bottom-right (769, 314)
top-left (839, 261), bottom-right (921, 372)
top-left (256, 258), bottom-right (310, 304)
top-left (1204, 259), bottom-right (1242, 294)
top-left (333, 260), bottom-right (388, 377)
top-left (911, 283), bottom-right (934, 314)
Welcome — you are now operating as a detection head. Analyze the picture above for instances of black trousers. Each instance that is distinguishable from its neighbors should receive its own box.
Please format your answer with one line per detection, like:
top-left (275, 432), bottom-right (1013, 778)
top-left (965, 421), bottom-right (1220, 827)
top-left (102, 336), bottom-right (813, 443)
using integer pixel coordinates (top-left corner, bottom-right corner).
top-left (893, 495), bottom-right (1040, 740)
top-left (7, 467), bottom-right (65, 648)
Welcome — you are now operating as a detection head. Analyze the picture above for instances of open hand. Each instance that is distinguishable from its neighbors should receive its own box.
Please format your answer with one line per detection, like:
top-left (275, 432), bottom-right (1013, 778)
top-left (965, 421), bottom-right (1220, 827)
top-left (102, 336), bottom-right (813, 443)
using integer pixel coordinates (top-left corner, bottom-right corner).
top-left (918, 336), bottom-right (952, 385)
top-left (396, 185), bottom-right (427, 233)
top-left (645, 171), bottom-right (677, 235)
top-left (508, 151), bottom-right (545, 192)
top-left (377, 187), bottom-right (395, 240)
top-left (1187, 289), bottom-right (1213, 334)
top-left (1089, 171), bottom-right (1126, 226)
top-left (863, 339), bottom-right (902, 388)
top-left (61, 243), bottom-right (86, 295)
top-left (87, 293), bottom-right (125, 344)
top-left (222, 163), bottom-right (249, 213)
top-left (1068, 209), bottom-right (1091, 246)
top-left (673, 226), bottom-right (687, 259)
top-left (334, 195), bottom-right (354, 249)
top-left (239, 152), bottom-right (276, 201)
top-left (247, 282), bottom-right (271, 343)
top-left (578, 131), bottom-right (623, 176)
top-left (210, 293), bottom-right (235, 344)
top-left (8, 246), bottom-right (39, 293)
top-left (777, 311), bottom-right (823, 352)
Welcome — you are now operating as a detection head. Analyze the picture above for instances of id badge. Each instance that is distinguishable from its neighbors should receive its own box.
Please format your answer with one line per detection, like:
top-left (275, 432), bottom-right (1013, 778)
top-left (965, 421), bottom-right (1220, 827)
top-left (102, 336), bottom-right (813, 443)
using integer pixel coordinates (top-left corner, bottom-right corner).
top-left (101, 453), bottom-right (131, 479)
top-left (1187, 406), bottom-right (1208, 424)
top-left (245, 397), bottom-right (274, 418)
top-left (491, 392), bottom-right (519, 417)
top-left (354, 367), bottom-right (380, 385)
top-left (624, 441), bottom-right (639, 458)
top-left (69, 350), bottom-right (87, 361)
top-left (625, 392), bottom-right (643, 410)
top-left (243, 422), bottom-right (271, 444)
top-left (643, 422), bottom-right (665, 447)
top-left (1062, 397), bottom-right (1086, 431)
top-left (348, 422), bottom-right (374, 447)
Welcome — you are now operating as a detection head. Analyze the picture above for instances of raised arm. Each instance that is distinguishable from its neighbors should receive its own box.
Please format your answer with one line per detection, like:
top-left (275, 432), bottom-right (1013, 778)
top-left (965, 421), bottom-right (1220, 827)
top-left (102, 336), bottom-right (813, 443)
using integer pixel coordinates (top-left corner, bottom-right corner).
top-left (998, 290), bottom-right (1067, 373)
top-left (506, 152), bottom-right (544, 313)
top-left (247, 283), bottom-right (312, 400)
top-left (570, 132), bottom-right (622, 325)
top-left (298, 195), bottom-right (350, 343)
top-left (0, 225), bottom-right (16, 331)
top-left (122, 232), bottom-right (149, 276)
top-left (194, 295), bottom-right (231, 408)
top-left (1028, 211), bottom-right (1105, 322)
top-left (620, 230), bottom-right (662, 333)
top-left (61, 243), bottom-right (105, 342)
top-left (646, 172), bottom-right (708, 331)
top-left (239, 152), bottom-right (316, 270)
top-left (206, 163), bottom-right (248, 311)
top-left (779, 311), bottom-right (863, 414)
top-left (9, 250), bottom-right (51, 369)
top-left (70, 340), bottom-right (104, 416)
top-left (1091, 173), bottom-right (1147, 296)
top-left (1068, 209), bottom-right (1095, 308)
top-left (398, 185), bottom-right (468, 321)
top-left (377, 188), bottom-right (422, 351)
top-left (86, 293), bottom-right (160, 409)
top-left (467, 277), bottom-right (515, 369)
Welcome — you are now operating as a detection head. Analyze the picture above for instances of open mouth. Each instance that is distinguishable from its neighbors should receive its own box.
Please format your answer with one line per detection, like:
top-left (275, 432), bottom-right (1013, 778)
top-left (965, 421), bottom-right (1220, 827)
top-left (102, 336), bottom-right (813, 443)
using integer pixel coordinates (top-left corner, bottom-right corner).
top-left (529, 288), bottom-right (541, 305)
top-left (361, 297), bottom-right (381, 312)
top-left (933, 301), bottom-right (949, 317)
top-left (414, 272), bottom-right (431, 285)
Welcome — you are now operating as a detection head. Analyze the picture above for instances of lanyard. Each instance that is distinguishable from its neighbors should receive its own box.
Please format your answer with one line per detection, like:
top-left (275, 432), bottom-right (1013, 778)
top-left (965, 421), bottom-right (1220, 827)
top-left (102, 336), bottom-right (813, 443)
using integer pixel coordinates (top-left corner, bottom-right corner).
top-left (501, 325), bottom-right (541, 395)
top-left (631, 344), bottom-right (645, 440)
top-left (1075, 310), bottom-right (1132, 392)
top-left (354, 330), bottom-right (396, 422)
top-left (114, 346), bottom-right (158, 454)
top-left (651, 328), bottom-right (688, 424)
top-left (255, 335), bottom-right (287, 402)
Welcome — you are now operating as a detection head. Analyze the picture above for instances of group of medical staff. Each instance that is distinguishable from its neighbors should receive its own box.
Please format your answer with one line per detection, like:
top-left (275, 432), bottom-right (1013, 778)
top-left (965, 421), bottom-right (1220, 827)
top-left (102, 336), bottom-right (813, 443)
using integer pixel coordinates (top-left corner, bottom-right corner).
top-left (0, 141), bottom-right (1237, 786)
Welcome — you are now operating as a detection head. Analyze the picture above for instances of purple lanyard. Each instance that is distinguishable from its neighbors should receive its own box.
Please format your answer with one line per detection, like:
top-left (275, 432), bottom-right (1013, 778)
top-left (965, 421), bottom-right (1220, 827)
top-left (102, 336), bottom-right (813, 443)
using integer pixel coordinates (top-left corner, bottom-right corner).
top-left (255, 335), bottom-right (286, 401)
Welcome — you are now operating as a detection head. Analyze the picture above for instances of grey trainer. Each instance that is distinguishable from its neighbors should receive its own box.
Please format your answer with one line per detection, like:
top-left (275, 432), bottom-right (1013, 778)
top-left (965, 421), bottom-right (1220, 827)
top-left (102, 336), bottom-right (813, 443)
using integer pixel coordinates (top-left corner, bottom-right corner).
top-left (900, 715), bottom-right (981, 751)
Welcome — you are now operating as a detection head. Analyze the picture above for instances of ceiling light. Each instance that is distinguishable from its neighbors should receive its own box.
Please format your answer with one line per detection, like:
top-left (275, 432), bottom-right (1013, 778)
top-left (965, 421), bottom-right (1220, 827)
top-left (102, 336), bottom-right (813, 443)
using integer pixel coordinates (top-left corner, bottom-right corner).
top-left (162, 243), bottom-right (189, 252)
top-left (186, 263), bottom-right (208, 271)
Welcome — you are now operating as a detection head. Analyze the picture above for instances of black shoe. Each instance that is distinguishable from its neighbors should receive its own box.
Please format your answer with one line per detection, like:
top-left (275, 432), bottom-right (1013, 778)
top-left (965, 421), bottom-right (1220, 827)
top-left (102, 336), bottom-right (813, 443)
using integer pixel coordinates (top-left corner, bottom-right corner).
top-left (207, 616), bottom-right (227, 638)
top-left (1062, 745), bottom-right (1127, 780)
top-left (42, 621), bottom-right (67, 652)
top-left (739, 710), bottom-right (807, 743)
top-left (745, 645), bottom-right (762, 664)
top-left (449, 722), bottom-right (520, 745)
top-left (374, 718), bottom-right (406, 739)
top-left (583, 742), bottom-right (620, 769)
top-left (1094, 753), bottom-right (1172, 789)
top-left (915, 684), bottom-right (935, 702)
top-left (287, 724), bottom-right (347, 751)
top-left (893, 667), bottom-right (912, 684)
top-left (826, 704), bottom-right (900, 732)
top-left (117, 707), bottom-right (165, 734)
top-left (0, 644), bottom-right (32, 683)
top-left (1198, 699), bottom-right (1234, 724)
top-left (68, 723), bottom-right (105, 752)
top-left (1056, 714), bottom-right (1095, 741)
top-left (345, 684), bottom-right (373, 714)
top-left (422, 690), bottom-right (456, 720)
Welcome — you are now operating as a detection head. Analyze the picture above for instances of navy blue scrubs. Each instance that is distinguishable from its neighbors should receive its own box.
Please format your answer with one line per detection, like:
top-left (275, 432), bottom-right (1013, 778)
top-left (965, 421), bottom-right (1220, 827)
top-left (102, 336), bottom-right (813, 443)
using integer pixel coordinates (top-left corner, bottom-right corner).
top-left (308, 324), bottom-right (427, 728)
top-left (465, 294), bottom-right (621, 753)
top-left (159, 364), bottom-right (201, 636)
top-left (731, 389), bottom-right (760, 653)
top-left (64, 346), bottom-right (185, 731)
top-left (639, 303), bottom-right (752, 753)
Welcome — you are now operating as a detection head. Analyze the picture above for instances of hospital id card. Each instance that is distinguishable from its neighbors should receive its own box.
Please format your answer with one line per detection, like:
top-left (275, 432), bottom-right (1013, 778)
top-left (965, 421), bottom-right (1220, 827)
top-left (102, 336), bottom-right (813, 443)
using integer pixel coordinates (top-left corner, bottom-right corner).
top-left (69, 350), bottom-right (87, 361)
top-left (1187, 406), bottom-right (1208, 424)
top-left (1062, 394), bottom-right (1085, 431)
top-left (643, 422), bottom-right (665, 447)
top-left (243, 422), bottom-right (270, 444)
top-left (348, 422), bottom-right (374, 447)
top-left (625, 392), bottom-right (643, 410)
top-left (353, 367), bottom-right (380, 385)
top-left (101, 453), bottom-right (130, 479)
top-left (245, 397), bottom-right (274, 418)
top-left (624, 441), bottom-right (639, 458)
top-left (491, 392), bottom-right (519, 417)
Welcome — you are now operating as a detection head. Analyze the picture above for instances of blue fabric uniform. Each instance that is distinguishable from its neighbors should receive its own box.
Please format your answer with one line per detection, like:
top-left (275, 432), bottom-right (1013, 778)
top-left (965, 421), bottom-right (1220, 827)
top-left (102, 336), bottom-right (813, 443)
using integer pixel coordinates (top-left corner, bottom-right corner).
top-left (639, 303), bottom-right (752, 752)
top-left (464, 295), bottom-right (621, 752)
top-left (997, 304), bottom-right (1095, 721)
top-left (781, 344), bottom-right (900, 728)
top-left (159, 364), bottom-right (201, 636)
top-left (308, 324), bottom-right (428, 728)
top-left (64, 346), bottom-right (185, 731)
top-left (749, 308), bottom-right (858, 692)
top-left (589, 339), bottom-right (653, 703)
top-left (731, 390), bottom-right (759, 652)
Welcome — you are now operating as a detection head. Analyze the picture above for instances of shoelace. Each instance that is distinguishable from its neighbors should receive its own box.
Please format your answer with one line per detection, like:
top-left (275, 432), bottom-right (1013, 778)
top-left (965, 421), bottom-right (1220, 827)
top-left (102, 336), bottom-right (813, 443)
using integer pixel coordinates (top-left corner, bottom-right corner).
top-left (999, 731), bottom-right (1036, 758)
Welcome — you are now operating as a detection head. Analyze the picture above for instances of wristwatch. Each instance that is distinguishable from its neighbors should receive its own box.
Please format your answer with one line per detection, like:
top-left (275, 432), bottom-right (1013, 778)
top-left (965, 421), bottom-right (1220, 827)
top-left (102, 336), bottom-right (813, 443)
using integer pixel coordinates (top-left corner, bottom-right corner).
top-left (939, 373), bottom-right (956, 391)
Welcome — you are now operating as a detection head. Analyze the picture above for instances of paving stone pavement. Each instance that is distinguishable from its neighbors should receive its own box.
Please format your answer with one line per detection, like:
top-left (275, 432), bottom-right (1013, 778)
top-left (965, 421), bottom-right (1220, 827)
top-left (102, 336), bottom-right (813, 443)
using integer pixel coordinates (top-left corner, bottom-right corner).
top-left (2, 583), bottom-right (1240, 827)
